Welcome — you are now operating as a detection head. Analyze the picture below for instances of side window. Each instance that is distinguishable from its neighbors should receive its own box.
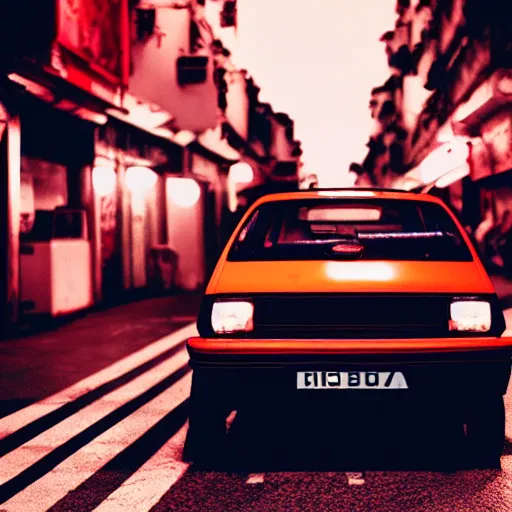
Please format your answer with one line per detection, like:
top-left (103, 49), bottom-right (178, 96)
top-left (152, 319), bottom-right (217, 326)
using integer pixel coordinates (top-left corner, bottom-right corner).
top-left (237, 210), bottom-right (259, 243)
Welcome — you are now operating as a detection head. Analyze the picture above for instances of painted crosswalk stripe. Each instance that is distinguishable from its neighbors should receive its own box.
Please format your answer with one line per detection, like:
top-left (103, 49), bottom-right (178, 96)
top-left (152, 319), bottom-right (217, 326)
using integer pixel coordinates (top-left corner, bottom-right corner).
top-left (1, 373), bottom-right (192, 511)
top-left (0, 349), bottom-right (189, 485)
top-left (0, 323), bottom-right (198, 439)
top-left (93, 424), bottom-right (190, 512)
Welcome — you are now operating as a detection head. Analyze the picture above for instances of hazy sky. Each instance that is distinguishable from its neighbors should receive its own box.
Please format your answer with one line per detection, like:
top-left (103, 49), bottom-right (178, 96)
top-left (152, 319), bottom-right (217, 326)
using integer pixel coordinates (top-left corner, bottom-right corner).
top-left (233, 0), bottom-right (397, 186)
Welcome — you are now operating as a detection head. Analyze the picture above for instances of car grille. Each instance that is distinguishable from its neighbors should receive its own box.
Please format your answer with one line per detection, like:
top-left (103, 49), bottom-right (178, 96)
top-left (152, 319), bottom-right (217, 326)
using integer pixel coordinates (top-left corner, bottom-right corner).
top-left (250, 294), bottom-right (452, 339)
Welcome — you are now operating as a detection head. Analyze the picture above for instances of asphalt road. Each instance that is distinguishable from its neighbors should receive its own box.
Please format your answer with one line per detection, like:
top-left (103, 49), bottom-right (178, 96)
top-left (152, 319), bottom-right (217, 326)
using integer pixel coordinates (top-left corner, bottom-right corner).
top-left (1, 292), bottom-right (512, 511)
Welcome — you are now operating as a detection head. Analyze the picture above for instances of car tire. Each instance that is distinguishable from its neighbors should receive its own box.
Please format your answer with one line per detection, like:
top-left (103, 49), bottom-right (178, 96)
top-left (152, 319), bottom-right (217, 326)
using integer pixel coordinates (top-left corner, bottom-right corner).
top-left (465, 395), bottom-right (505, 469)
top-left (183, 369), bottom-right (232, 467)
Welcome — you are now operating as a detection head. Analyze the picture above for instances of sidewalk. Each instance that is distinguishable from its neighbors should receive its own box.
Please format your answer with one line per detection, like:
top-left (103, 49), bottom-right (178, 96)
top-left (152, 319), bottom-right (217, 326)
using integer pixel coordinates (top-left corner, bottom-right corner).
top-left (0, 294), bottom-right (202, 418)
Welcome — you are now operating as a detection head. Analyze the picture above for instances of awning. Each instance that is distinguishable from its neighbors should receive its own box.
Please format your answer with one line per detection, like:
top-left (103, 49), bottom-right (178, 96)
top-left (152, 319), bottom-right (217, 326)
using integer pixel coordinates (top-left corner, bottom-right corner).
top-left (96, 118), bottom-right (183, 174)
top-left (8, 62), bottom-right (185, 147)
top-left (8, 60), bottom-right (127, 123)
top-left (393, 144), bottom-right (471, 191)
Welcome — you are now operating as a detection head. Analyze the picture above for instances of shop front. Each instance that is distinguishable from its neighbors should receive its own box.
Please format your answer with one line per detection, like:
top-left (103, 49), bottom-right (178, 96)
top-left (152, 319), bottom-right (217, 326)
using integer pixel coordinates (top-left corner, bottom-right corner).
top-left (467, 111), bottom-right (512, 274)
top-left (448, 69), bottom-right (512, 273)
top-left (17, 94), bottom-right (96, 318)
top-left (93, 119), bottom-right (183, 302)
top-left (188, 136), bottom-right (238, 282)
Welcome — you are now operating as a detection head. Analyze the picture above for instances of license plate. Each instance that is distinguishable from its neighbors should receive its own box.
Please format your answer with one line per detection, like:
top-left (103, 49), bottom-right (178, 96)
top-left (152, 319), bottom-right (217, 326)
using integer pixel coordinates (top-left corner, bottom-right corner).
top-left (297, 371), bottom-right (408, 390)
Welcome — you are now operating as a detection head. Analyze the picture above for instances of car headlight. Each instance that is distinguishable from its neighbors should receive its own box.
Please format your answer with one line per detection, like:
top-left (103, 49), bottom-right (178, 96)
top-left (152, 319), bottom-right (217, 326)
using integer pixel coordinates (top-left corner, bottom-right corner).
top-left (211, 300), bottom-right (254, 334)
top-left (449, 299), bottom-right (491, 333)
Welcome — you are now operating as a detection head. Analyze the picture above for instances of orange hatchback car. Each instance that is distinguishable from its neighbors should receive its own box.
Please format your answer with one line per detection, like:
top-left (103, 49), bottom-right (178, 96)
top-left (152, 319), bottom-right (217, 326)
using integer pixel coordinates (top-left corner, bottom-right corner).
top-left (185, 189), bottom-right (511, 467)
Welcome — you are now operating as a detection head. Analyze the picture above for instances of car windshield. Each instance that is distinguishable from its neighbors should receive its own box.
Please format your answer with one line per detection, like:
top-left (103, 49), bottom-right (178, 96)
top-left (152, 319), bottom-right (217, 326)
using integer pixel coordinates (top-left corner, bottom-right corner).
top-left (228, 198), bottom-right (474, 262)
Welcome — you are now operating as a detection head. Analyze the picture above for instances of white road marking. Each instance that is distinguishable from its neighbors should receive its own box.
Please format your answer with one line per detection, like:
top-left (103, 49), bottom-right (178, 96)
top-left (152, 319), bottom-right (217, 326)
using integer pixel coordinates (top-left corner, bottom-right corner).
top-left (246, 473), bottom-right (265, 485)
top-left (346, 472), bottom-right (365, 485)
top-left (0, 348), bottom-right (189, 485)
top-left (2, 306), bottom-right (510, 509)
top-left (2, 374), bottom-right (192, 511)
top-left (0, 322), bottom-right (198, 438)
top-left (93, 424), bottom-right (190, 512)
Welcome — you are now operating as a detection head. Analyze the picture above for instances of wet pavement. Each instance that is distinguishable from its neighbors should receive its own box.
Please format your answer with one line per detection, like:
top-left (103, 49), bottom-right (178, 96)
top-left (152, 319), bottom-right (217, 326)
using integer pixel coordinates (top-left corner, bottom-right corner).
top-left (1, 279), bottom-right (512, 511)
top-left (0, 294), bottom-right (202, 418)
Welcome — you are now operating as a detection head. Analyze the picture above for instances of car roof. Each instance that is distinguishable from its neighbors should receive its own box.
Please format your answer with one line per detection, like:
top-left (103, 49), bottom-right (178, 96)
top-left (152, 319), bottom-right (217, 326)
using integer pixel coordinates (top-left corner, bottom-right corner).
top-left (251, 188), bottom-right (442, 207)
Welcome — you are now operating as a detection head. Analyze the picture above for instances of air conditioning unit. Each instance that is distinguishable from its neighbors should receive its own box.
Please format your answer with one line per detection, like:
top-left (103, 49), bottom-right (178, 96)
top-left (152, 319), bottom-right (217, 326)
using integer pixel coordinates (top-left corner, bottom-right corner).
top-left (176, 56), bottom-right (209, 86)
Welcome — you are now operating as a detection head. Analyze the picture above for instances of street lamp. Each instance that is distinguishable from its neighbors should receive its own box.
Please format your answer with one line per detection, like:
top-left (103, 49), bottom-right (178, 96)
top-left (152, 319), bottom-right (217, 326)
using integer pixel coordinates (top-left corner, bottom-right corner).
top-left (125, 166), bottom-right (158, 194)
top-left (92, 166), bottom-right (117, 197)
top-left (166, 177), bottom-right (201, 207)
top-left (229, 162), bottom-right (253, 184)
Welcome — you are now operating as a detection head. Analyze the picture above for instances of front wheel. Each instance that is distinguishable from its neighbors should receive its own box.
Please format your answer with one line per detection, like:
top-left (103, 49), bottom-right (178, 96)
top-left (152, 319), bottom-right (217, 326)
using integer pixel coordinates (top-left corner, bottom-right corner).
top-left (464, 395), bottom-right (505, 469)
top-left (183, 369), bottom-right (233, 466)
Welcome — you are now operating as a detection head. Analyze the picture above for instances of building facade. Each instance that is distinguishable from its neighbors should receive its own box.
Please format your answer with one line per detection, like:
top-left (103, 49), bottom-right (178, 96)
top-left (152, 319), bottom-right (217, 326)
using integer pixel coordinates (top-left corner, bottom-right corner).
top-left (0, 0), bottom-right (302, 334)
top-left (357, 0), bottom-right (512, 208)
top-left (354, 0), bottom-right (512, 270)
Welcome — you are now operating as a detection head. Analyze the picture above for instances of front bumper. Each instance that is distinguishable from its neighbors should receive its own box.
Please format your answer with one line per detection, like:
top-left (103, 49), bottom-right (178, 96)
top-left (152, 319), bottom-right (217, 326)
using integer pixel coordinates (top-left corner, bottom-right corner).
top-left (187, 337), bottom-right (512, 403)
top-left (187, 335), bottom-right (512, 366)
top-left (187, 336), bottom-right (512, 399)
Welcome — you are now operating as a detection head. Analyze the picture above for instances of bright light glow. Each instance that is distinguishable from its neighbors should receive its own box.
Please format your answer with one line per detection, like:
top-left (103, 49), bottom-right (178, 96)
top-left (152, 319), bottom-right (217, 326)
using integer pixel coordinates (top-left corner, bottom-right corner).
top-left (229, 162), bottom-right (254, 183)
top-left (419, 140), bottom-right (470, 184)
top-left (449, 300), bottom-right (491, 332)
top-left (306, 207), bottom-right (382, 222)
top-left (92, 166), bottom-right (117, 196)
top-left (435, 164), bottom-right (470, 189)
top-left (326, 262), bottom-right (395, 282)
top-left (166, 177), bottom-right (201, 208)
top-left (211, 300), bottom-right (254, 334)
top-left (125, 166), bottom-right (158, 194)
top-left (318, 191), bottom-right (376, 198)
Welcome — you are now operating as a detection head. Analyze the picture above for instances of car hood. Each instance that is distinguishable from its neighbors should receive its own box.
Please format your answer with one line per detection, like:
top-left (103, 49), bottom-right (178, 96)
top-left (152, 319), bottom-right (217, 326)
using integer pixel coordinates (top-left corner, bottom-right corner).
top-left (210, 260), bottom-right (494, 295)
